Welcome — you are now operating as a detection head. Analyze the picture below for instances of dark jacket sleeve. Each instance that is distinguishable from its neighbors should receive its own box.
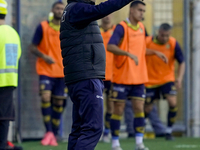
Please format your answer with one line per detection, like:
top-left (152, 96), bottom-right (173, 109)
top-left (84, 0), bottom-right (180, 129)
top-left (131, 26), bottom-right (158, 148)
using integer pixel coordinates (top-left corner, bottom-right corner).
top-left (69, 0), bottom-right (134, 28)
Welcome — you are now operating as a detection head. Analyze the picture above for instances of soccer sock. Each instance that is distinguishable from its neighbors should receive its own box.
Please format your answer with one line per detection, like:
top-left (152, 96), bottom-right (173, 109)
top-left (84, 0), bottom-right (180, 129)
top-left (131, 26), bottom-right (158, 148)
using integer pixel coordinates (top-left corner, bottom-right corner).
top-left (134, 112), bottom-right (145, 145)
top-left (41, 101), bottom-right (52, 132)
top-left (104, 112), bottom-right (112, 136)
top-left (110, 114), bottom-right (122, 147)
top-left (167, 106), bottom-right (178, 134)
top-left (112, 139), bottom-right (120, 148)
top-left (52, 103), bottom-right (64, 136)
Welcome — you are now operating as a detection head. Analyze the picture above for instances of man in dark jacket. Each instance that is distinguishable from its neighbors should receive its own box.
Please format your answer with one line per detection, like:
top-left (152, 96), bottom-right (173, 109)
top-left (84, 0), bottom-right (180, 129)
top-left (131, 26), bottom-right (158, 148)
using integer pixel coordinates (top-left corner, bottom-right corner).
top-left (60, 0), bottom-right (141, 149)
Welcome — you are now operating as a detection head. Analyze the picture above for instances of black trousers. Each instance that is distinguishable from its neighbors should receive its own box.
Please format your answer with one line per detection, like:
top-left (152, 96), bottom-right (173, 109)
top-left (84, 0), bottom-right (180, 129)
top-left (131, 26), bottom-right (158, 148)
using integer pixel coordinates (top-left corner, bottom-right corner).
top-left (0, 120), bottom-right (9, 149)
top-left (0, 87), bottom-right (15, 149)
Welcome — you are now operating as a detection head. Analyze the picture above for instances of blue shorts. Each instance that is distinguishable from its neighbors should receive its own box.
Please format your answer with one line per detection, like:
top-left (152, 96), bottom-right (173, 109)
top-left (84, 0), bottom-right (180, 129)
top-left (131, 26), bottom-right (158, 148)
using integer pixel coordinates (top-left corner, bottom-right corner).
top-left (39, 75), bottom-right (68, 99)
top-left (145, 82), bottom-right (177, 104)
top-left (110, 83), bottom-right (146, 102)
top-left (103, 81), bottom-right (112, 95)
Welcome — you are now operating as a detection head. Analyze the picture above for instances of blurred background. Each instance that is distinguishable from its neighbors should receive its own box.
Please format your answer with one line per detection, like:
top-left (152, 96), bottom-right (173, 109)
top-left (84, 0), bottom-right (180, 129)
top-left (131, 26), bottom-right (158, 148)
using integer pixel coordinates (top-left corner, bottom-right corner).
top-left (4, 0), bottom-right (200, 142)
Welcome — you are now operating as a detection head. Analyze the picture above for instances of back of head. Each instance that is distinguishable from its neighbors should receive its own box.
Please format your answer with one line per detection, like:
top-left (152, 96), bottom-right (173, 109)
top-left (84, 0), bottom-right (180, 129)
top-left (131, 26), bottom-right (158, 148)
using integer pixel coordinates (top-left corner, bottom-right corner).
top-left (0, 0), bottom-right (7, 19)
top-left (159, 23), bottom-right (172, 31)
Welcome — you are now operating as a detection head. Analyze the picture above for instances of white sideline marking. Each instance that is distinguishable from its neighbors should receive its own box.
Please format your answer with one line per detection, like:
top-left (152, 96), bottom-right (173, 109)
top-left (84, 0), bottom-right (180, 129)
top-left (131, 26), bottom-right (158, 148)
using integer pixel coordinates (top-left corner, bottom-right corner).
top-left (175, 145), bottom-right (199, 149)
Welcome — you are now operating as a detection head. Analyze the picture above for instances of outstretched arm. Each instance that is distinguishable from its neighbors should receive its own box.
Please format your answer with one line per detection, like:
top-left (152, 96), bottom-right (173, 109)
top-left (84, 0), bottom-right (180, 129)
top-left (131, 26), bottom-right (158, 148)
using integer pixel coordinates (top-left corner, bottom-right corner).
top-left (69, 0), bottom-right (141, 28)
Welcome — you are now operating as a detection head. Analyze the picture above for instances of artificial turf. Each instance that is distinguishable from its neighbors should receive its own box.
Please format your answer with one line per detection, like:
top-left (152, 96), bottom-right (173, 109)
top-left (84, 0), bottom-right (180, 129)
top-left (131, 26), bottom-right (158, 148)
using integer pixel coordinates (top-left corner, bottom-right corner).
top-left (17, 137), bottom-right (200, 150)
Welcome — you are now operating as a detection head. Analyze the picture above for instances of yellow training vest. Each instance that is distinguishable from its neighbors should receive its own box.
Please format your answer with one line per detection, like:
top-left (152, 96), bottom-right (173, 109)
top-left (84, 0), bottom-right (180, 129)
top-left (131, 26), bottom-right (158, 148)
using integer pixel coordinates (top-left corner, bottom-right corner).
top-left (0, 25), bottom-right (21, 87)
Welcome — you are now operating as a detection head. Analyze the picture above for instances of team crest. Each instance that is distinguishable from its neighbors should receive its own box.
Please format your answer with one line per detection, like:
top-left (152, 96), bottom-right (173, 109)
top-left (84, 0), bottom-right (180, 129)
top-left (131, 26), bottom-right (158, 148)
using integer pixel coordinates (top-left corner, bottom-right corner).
top-left (146, 97), bottom-right (151, 103)
top-left (140, 28), bottom-right (143, 33)
top-left (171, 85), bottom-right (176, 90)
top-left (112, 91), bottom-right (118, 98)
top-left (61, 11), bottom-right (67, 23)
top-left (110, 31), bottom-right (114, 35)
top-left (166, 44), bottom-right (170, 49)
top-left (40, 84), bottom-right (45, 90)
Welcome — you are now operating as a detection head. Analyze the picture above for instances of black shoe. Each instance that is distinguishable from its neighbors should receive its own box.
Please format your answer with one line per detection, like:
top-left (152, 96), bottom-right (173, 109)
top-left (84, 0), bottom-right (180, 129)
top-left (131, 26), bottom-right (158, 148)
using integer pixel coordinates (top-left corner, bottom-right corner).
top-left (6, 141), bottom-right (23, 150)
top-left (155, 133), bottom-right (165, 137)
top-left (165, 133), bottom-right (174, 141)
top-left (5, 146), bottom-right (23, 150)
top-left (128, 133), bottom-right (135, 138)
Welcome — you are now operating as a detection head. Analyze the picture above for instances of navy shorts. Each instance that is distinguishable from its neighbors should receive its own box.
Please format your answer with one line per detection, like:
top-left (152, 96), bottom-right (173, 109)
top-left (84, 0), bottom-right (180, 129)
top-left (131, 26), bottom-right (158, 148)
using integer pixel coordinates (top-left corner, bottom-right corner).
top-left (110, 83), bottom-right (146, 102)
top-left (145, 82), bottom-right (177, 104)
top-left (39, 75), bottom-right (68, 99)
top-left (103, 80), bottom-right (112, 95)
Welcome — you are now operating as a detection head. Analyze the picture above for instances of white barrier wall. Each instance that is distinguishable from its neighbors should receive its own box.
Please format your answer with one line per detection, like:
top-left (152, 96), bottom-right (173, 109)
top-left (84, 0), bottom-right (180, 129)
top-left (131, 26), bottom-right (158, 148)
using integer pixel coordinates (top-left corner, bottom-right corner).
top-left (192, 0), bottom-right (200, 137)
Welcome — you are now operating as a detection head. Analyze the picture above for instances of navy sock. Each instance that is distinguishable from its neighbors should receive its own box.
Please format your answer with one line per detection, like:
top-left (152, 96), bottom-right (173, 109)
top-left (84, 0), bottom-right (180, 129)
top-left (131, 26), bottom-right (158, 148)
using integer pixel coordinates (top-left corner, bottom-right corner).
top-left (41, 101), bottom-right (52, 132)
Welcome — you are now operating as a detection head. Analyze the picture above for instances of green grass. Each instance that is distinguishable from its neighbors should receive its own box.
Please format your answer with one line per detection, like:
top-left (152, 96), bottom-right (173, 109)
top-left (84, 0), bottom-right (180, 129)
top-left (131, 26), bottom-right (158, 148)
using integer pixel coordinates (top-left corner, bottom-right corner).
top-left (18, 138), bottom-right (200, 150)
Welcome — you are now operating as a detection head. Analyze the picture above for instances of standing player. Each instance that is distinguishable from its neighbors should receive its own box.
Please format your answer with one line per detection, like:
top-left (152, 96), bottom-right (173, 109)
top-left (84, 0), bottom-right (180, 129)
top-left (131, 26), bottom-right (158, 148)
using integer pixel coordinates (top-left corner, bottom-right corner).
top-left (145, 23), bottom-right (185, 140)
top-left (108, 1), bottom-right (167, 150)
top-left (60, 0), bottom-right (144, 150)
top-left (100, 15), bottom-right (115, 143)
top-left (29, 2), bottom-right (66, 146)
top-left (0, 0), bottom-right (21, 149)
top-left (108, 2), bottom-right (148, 150)
top-left (124, 27), bottom-right (166, 138)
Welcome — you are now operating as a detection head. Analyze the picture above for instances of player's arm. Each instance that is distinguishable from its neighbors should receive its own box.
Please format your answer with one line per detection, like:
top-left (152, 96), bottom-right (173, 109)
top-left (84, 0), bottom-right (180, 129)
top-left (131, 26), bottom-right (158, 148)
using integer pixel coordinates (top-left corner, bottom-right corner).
top-left (29, 24), bottom-right (55, 64)
top-left (29, 44), bottom-right (55, 64)
top-left (176, 62), bottom-right (185, 89)
top-left (146, 49), bottom-right (168, 63)
top-left (144, 29), bottom-right (168, 63)
top-left (174, 41), bottom-right (185, 89)
top-left (107, 24), bottom-right (138, 65)
top-left (69, 0), bottom-right (140, 28)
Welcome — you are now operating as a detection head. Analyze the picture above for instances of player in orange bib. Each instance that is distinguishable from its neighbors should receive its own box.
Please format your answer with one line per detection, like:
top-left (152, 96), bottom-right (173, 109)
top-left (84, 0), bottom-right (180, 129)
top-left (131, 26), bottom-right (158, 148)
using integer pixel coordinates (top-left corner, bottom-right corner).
top-left (107, 1), bottom-right (167, 150)
top-left (29, 2), bottom-right (67, 146)
top-left (100, 15), bottom-right (116, 143)
top-left (145, 23), bottom-right (185, 140)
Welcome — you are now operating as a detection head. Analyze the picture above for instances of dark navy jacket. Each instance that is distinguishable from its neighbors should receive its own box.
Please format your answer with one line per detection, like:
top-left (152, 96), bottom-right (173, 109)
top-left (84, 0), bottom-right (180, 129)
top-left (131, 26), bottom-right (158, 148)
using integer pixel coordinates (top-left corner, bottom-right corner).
top-left (60, 0), bottom-right (134, 84)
